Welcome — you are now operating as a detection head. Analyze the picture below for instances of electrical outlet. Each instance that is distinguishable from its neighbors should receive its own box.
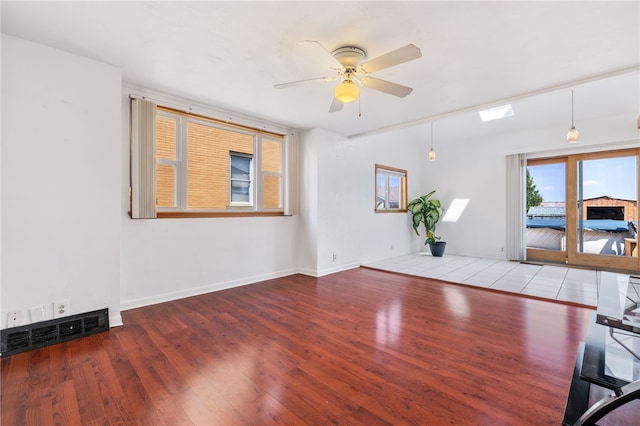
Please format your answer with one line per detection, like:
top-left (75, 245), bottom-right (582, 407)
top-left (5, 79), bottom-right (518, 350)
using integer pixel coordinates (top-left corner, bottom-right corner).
top-left (30, 306), bottom-right (46, 323)
top-left (7, 311), bottom-right (22, 328)
top-left (332, 253), bottom-right (337, 262)
top-left (53, 299), bottom-right (70, 319)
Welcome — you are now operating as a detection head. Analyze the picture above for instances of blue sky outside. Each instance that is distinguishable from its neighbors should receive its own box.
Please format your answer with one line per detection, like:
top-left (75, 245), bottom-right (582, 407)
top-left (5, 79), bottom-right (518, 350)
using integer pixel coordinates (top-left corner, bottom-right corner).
top-left (528, 156), bottom-right (638, 203)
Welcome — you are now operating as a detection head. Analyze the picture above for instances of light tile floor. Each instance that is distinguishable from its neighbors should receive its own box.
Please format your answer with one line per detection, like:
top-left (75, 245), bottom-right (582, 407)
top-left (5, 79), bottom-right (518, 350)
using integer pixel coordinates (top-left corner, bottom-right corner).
top-left (363, 252), bottom-right (629, 307)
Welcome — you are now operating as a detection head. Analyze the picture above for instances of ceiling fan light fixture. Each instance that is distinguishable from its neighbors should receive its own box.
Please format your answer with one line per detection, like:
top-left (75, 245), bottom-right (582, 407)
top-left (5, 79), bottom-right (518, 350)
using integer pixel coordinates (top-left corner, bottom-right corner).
top-left (276, 42), bottom-right (421, 112)
top-left (334, 80), bottom-right (359, 103)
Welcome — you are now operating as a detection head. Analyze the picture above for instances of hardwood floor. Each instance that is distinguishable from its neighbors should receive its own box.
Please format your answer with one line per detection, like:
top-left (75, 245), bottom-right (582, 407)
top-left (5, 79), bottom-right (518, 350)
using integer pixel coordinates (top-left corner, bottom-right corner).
top-left (2, 267), bottom-right (639, 425)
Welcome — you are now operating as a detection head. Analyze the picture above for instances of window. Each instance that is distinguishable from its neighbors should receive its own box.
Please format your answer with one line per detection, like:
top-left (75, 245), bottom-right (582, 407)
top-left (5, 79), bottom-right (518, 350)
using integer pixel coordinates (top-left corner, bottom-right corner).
top-left (132, 100), bottom-right (286, 218)
top-left (156, 114), bottom-right (179, 209)
top-left (375, 164), bottom-right (407, 212)
top-left (230, 153), bottom-right (252, 204)
top-left (587, 206), bottom-right (624, 220)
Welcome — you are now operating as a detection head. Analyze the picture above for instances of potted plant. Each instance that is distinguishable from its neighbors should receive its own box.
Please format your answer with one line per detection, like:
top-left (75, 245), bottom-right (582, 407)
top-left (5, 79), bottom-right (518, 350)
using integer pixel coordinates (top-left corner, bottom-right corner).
top-left (407, 190), bottom-right (446, 257)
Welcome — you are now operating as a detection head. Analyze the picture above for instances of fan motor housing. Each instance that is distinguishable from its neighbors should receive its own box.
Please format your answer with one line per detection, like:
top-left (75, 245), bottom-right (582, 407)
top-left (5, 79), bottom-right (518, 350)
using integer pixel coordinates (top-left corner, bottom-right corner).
top-left (332, 46), bottom-right (366, 67)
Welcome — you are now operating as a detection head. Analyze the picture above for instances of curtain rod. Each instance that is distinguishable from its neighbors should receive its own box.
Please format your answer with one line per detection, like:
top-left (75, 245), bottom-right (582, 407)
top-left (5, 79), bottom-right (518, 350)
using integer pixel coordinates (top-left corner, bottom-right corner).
top-left (128, 93), bottom-right (294, 136)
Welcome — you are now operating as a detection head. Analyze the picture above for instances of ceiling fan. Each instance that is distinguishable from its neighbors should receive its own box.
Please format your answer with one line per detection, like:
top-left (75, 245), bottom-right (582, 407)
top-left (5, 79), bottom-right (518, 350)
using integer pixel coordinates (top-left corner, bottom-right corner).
top-left (274, 41), bottom-right (422, 112)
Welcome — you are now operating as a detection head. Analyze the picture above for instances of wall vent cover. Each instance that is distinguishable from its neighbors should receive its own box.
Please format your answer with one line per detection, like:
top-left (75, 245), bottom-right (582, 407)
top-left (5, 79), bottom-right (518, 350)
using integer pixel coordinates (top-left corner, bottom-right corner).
top-left (1, 308), bottom-right (109, 357)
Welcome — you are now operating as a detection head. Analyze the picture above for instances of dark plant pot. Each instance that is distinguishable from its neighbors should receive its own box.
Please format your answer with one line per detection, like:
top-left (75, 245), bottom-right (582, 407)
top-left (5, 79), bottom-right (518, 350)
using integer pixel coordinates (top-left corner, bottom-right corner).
top-left (429, 241), bottom-right (447, 257)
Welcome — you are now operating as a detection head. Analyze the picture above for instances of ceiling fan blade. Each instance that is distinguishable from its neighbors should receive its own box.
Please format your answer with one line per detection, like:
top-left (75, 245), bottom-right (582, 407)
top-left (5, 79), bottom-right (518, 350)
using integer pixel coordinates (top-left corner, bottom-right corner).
top-left (274, 76), bottom-right (336, 89)
top-left (361, 77), bottom-right (413, 98)
top-left (359, 44), bottom-right (422, 73)
top-left (298, 40), bottom-right (343, 69)
top-left (329, 97), bottom-right (344, 112)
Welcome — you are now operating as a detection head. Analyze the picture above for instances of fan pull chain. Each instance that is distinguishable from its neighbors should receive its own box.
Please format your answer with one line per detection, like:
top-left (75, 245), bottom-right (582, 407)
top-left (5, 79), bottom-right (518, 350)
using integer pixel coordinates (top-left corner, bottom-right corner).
top-left (358, 95), bottom-right (362, 117)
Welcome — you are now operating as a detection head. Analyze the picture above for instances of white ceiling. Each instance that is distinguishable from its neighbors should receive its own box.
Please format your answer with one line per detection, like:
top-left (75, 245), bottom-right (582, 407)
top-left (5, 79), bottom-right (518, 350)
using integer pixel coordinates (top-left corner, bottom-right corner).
top-left (2, 1), bottom-right (639, 138)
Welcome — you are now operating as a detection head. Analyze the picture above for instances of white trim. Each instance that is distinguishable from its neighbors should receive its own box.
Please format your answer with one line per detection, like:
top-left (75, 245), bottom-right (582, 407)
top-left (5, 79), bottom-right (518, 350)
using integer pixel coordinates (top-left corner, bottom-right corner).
top-left (301, 263), bottom-right (362, 278)
top-left (121, 264), bottom-right (361, 312)
top-left (109, 314), bottom-right (123, 328)
top-left (120, 268), bottom-right (299, 311)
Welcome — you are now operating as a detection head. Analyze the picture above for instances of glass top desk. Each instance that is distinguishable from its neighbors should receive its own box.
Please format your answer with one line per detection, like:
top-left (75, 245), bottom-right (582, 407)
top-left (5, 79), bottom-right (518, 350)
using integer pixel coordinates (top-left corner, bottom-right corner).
top-left (563, 273), bottom-right (640, 425)
top-left (585, 273), bottom-right (640, 388)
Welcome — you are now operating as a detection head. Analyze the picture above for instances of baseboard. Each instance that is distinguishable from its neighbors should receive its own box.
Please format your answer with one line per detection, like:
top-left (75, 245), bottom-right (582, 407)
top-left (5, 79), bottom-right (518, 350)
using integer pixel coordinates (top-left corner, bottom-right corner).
top-left (121, 264), bottom-right (362, 313)
top-left (120, 268), bottom-right (299, 311)
top-left (109, 313), bottom-right (123, 328)
top-left (296, 263), bottom-right (361, 278)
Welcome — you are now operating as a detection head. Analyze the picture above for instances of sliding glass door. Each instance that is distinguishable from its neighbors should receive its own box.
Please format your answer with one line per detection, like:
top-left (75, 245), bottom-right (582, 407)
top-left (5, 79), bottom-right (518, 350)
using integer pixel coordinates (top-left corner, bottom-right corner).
top-left (526, 158), bottom-right (567, 264)
top-left (526, 148), bottom-right (639, 272)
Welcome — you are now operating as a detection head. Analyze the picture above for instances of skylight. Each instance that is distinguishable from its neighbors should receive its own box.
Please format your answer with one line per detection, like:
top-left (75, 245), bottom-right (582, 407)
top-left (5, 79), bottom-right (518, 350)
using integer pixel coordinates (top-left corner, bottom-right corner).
top-left (478, 104), bottom-right (514, 122)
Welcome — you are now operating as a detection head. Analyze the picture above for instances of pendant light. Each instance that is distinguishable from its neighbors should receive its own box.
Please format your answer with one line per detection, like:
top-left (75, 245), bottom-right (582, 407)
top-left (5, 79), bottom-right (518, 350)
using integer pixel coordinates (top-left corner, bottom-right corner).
top-left (428, 122), bottom-right (436, 161)
top-left (567, 89), bottom-right (579, 143)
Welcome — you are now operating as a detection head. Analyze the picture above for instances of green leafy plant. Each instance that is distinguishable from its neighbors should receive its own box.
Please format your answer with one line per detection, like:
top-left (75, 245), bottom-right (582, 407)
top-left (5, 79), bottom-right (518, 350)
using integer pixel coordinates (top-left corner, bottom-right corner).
top-left (407, 190), bottom-right (443, 245)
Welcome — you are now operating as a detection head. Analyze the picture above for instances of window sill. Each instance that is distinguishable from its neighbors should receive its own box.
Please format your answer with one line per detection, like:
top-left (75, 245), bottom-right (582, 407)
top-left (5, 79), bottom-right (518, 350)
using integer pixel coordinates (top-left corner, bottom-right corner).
top-left (374, 209), bottom-right (408, 214)
top-left (156, 211), bottom-right (287, 219)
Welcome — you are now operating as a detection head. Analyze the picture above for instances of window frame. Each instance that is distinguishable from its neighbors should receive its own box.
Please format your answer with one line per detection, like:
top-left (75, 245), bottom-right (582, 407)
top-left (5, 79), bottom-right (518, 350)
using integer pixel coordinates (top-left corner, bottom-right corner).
top-left (229, 152), bottom-right (254, 207)
top-left (374, 164), bottom-right (408, 213)
top-left (155, 107), bottom-right (286, 217)
top-left (155, 110), bottom-right (182, 211)
top-left (526, 148), bottom-right (640, 272)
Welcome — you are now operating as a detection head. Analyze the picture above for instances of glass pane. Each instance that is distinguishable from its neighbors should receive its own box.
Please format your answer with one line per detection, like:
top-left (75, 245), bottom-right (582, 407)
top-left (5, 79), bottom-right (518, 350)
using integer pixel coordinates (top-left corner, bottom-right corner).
top-left (388, 175), bottom-right (400, 209)
top-left (376, 172), bottom-right (386, 208)
top-left (261, 139), bottom-right (281, 173)
top-left (526, 162), bottom-right (566, 251)
top-left (156, 164), bottom-right (175, 208)
top-left (577, 155), bottom-right (638, 256)
top-left (231, 155), bottom-right (251, 179)
top-left (156, 115), bottom-right (176, 160)
top-left (231, 180), bottom-right (250, 203)
top-left (263, 175), bottom-right (281, 209)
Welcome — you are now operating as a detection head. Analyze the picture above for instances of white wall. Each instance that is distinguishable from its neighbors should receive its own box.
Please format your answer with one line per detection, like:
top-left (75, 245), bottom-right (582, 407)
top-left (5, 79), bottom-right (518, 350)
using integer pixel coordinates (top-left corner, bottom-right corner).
top-left (120, 215), bottom-right (298, 309)
top-left (119, 92), bottom-right (299, 310)
top-left (0, 36), bottom-right (301, 325)
top-left (3, 35), bottom-right (636, 330)
top-left (313, 128), bottom-right (361, 274)
top-left (354, 127), bottom-right (425, 262)
top-left (297, 128), bottom-right (360, 276)
top-left (418, 112), bottom-right (640, 260)
top-left (1, 35), bottom-right (122, 328)
top-left (296, 130), bottom-right (320, 275)
top-left (298, 127), bottom-right (425, 275)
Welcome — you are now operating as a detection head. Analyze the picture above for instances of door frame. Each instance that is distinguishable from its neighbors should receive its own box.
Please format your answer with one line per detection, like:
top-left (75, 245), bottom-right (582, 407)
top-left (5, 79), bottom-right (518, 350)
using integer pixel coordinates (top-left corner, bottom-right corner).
top-left (526, 148), bottom-right (640, 272)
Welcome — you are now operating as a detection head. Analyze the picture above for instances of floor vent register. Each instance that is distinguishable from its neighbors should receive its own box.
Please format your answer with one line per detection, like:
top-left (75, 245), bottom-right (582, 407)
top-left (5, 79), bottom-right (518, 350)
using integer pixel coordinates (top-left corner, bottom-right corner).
top-left (0, 308), bottom-right (109, 357)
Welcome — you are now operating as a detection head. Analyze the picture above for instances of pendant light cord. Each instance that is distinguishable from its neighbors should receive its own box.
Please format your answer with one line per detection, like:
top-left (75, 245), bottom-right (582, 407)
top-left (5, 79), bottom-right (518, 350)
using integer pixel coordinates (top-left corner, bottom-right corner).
top-left (430, 122), bottom-right (434, 150)
top-left (571, 89), bottom-right (575, 127)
